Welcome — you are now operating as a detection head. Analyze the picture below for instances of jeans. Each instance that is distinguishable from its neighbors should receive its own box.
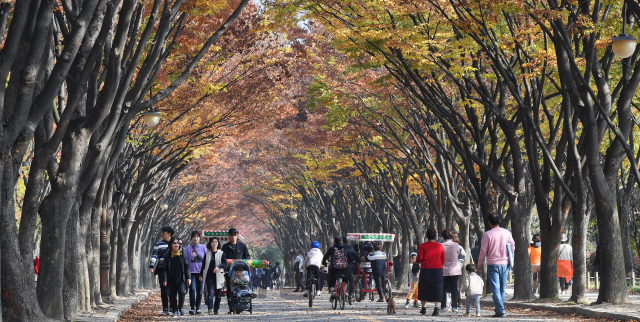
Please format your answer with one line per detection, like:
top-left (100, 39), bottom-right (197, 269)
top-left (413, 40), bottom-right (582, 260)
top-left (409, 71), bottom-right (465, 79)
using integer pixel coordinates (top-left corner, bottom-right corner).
top-left (189, 273), bottom-right (203, 310)
top-left (487, 265), bottom-right (509, 314)
top-left (465, 294), bottom-right (480, 313)
top-left (441, 275), bottom-right (459, 309)
top-left (295, 271), bottom-right (304, 291)
top-left (373, 273), bottom-right (385, 299)
top-left (205, 275), bottom-right (222, 312)
top-left (559, 277), bottom-right (569, 291)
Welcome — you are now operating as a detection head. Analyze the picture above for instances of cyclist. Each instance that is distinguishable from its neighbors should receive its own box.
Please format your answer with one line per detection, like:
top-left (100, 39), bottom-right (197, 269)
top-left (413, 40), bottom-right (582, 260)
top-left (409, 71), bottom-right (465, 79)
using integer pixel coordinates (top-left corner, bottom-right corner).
top-left (272, 262), bottom-right (282, 289)
top-left (322, 236), bottom-right (359, 303)
top-left (303, 241), bottom-right (323, 297)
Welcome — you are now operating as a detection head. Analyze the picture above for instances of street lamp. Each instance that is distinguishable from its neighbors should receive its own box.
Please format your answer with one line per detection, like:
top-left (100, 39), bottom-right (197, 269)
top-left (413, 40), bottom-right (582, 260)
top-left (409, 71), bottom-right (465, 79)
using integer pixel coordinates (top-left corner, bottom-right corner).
top-left (290, 211), bottom-right (298, 219)
top-left (611, 2), bottom-right (637, 59)
top-left (159, 202), bottom-right (169, 210)
top-left (325, 187), bottom-right (334, 197)
top-left (143, 110), bottom-right (161, 127)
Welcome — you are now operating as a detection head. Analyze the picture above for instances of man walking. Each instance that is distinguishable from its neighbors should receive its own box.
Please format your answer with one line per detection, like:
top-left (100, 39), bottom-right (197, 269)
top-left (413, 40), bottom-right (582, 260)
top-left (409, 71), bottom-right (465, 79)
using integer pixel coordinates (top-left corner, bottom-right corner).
top-left (477, 213), bottom-right (515, 318)
top-left (221, 228), bottom-right (250, 313)
top-left (294, 250), bottom-right (305, 292)
top-left (149, 226), bottom-right (174, 316)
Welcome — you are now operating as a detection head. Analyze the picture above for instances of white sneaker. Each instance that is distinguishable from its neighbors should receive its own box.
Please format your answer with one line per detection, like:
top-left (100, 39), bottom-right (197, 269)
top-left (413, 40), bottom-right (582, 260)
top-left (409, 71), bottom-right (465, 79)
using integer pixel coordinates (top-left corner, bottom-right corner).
top-left (316, 291), bottom-right (321, 296)
top-left (476, 312), bottom-right (481, 317)
top-left (404, 303), bottom-right (410, 309)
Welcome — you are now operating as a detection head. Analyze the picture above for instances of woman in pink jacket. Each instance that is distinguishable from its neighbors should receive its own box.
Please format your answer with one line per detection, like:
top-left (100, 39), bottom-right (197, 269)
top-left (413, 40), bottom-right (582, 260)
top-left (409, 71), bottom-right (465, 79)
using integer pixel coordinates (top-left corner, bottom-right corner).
top-left (441, 229), bottom-right (462, 312)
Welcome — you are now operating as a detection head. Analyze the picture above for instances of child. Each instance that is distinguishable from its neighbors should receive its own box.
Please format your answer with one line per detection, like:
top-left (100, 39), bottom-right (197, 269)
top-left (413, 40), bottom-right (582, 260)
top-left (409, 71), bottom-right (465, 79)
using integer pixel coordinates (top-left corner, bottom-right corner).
top-left (232, 266), bottom-right (250, 285)
top-left (405, 252), bottom-right (420, 308)
top-left (460, 264), bottom-right (484, 317)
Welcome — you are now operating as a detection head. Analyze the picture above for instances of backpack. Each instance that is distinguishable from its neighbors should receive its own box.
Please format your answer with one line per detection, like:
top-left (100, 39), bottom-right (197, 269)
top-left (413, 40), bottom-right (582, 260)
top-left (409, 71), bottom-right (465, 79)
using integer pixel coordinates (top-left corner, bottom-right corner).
top-left (274, 266), bottom-right (281, 274)
top-left (332, 247), bottom-right (348, 269)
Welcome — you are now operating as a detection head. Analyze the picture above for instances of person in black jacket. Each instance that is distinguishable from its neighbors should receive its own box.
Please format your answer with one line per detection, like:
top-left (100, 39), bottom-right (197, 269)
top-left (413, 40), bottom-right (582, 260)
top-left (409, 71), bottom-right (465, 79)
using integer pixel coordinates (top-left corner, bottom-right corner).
top-left (220, 228), bottom-right (250, 313)
top-left (162, 237), bottom-right (191, 317)
top-left (322, 237), bottom-right (360, 302)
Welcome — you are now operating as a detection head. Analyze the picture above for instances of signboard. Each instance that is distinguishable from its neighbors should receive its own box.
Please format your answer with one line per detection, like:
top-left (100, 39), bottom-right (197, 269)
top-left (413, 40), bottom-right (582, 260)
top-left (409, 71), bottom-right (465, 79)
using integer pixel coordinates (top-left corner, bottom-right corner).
top-left (346, 233), bottom-right (395, 242)
top-left (201, 230), bottom-right (246, 242)
top-left (226, 259), bottom-right (268, 269)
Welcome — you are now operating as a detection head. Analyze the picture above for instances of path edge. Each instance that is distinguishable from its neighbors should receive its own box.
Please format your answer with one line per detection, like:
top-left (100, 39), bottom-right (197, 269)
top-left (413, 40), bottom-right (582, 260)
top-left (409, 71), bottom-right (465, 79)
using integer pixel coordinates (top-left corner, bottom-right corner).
top-left (74, 289), bottom-right (152, 322)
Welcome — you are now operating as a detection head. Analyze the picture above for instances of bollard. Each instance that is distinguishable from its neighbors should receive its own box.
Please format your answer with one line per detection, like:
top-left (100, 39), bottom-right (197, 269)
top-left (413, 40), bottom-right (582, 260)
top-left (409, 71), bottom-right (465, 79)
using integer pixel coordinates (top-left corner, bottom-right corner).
top-left (633, 271), bottom-right (636, 287)
top-left (595, 272), bottom-right (599, 289)
top-left (587, 272), bottom-right (591, 289)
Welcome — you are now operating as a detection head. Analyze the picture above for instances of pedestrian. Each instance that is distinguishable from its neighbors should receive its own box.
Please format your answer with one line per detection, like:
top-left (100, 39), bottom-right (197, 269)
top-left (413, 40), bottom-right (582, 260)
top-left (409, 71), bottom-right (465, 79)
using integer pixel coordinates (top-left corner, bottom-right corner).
top-left (303, 241), bottom-right (324, 297)
top-left (201, 237), bottom-right (226, 315)
top-left (461, 264), bottom-right (484, 317)
top-left (221, 227), bottom-right (250, 313)
top-left (558, 233), bottom-right (573, 294)
top-left (265, 261), bottom-right (273, 290)
top-left (294, 250), bottom-right (305, 292)
top-left (477, 213), bottom-right (515, 318)
top-left (149, 226), bottom-right (174, 316)
top-left (368, 241), bottom-right (388, 302)
top-left (161, 237), bottom-right (191, 317)
top-left (441, 229), bottom-right (462, 312)
top-left (273, 262), bottom-right (282, 289)
top-left (470, 240), bottom-right (480, 267)
top-left (528, 233), bottom-right (541, 294)
top-left (417, 228), bottom-right (445, 316)
top-left (322, 236), bottom-right (360, 303)
top-left (452, 232), bottom-right (466, 269)
top-left (186, 231), bottom-right (206, 315)
top-left (404, 252), bottom-right (420, 308)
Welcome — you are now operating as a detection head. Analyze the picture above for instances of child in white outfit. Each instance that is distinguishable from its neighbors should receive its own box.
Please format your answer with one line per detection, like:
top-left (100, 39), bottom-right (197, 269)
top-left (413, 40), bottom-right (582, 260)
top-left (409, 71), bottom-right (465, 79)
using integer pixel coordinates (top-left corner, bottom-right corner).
top-left (460, 264), bottom-right (484, 317)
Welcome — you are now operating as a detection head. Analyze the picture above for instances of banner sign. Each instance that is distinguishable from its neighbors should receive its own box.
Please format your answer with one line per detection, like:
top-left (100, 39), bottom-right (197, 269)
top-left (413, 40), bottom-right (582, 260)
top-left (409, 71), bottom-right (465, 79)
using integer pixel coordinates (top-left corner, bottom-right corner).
top-left (346, 233), bottom-right (395, 242)
top-left (201, 230), bottom-right (245, 241)
top-left (226, 259), bottom-right (268, 269)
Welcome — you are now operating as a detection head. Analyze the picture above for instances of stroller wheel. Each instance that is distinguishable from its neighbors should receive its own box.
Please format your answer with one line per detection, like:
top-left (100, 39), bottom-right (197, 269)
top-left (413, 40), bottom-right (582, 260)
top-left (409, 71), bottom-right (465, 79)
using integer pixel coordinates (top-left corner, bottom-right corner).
top-left (250, 302), bottom-right (253, 314)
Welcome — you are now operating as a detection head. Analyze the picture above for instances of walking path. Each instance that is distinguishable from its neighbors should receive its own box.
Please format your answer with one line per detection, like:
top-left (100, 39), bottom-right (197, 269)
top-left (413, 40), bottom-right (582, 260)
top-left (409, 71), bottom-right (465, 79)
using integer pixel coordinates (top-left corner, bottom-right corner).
top-left (116, 288), bottom-right (625, 321)
top-left (76, 290), bottom-right (151, 322)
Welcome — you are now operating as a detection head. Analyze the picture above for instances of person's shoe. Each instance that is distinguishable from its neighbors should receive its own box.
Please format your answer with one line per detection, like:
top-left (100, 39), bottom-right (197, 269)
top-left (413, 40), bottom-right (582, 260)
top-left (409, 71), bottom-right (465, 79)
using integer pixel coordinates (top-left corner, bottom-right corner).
top-left (303, 292), bottom-right (309, 297)
top-left (316, 291), bottom-right (322, 296)
top-left (195, 308), bottom-right (202, 315)
top-left (463, 312), bottom-right (470, 317)
top-left (404, 301), bottom-right (410, 309)
top-left (208, 309), bottom-right (213, 315)
top-left (267, 287), bottom-right (271, 290)
top-left (413, 302), bottom-right (420, 308)
top-left (214, 311), bottom-right (219, 315)
top-left (420, 307), bottom-right (426, 316)
top-left (476, 312), bottom-right (481, 317)
top-left (251, 293), bottom-right (258, 299)
top-left (180, 309), bottom-right (186, 316)
top-left (377, 298), bottom-right (385, 302)
top-left (452, 308), bottom-right (459, 313)
top-left (443, 306), bottom-right (452, 312)
top-left (348, 295), bottom-right (354, 304)
top-left (432, 307), bottom-right (440, 316)
top-left (293, 289), bottom-right (300, 292)
top-left (492, 312), bottom-right (504, 318)
top-left (161, 309), bottom-right (169, 316)
top-left (173, 311), bottom-right (178, 318)
top-left (189, 309), bottom-right (195, 315)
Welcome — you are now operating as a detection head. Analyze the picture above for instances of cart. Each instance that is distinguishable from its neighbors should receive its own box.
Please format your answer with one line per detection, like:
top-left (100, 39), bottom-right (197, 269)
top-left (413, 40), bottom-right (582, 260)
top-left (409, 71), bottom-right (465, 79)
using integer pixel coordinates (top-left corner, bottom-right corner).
top-left (347, 233), bottom-right (395, 302)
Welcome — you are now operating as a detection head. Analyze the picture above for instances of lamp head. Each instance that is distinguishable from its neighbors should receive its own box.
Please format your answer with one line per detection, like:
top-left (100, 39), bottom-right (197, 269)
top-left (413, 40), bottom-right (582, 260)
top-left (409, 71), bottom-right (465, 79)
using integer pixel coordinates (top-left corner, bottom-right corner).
top-left (611, 33), bottom-right (637, 58)
top-left (143, 110), bottom-right (161, 127)
top-left (159, 202), bottom-right (169, 210)
top-left (290, 211), bottom-right (298, 219)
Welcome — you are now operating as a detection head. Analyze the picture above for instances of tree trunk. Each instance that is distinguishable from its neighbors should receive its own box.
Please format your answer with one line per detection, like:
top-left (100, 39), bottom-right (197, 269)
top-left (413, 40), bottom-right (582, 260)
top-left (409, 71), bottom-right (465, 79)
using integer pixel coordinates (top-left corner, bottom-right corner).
top-left (569, 190), bottom-right (589, 303)
top-left (510, 194), bottom-right (533, 300)
top-left (63, 203), bottom-right (79, 319)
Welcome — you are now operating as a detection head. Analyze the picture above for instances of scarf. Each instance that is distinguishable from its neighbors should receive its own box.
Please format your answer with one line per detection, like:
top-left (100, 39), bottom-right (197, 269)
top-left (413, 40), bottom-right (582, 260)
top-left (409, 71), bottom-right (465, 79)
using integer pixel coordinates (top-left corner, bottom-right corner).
top-left (171, 249), bottom-right (183, 257)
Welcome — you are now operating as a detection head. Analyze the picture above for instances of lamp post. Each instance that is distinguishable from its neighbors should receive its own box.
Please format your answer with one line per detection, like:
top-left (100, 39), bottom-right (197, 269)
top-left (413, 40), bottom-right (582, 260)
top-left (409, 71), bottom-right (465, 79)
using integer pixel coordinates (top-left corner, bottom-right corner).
top-left (160, 202), bottom-right (169, 210)
top-left (290, 210), bottom-right (298, 219)
top-left (611, 2), bottom-right (637, 59)
top-left (143, 110), bottom-right (161, 127)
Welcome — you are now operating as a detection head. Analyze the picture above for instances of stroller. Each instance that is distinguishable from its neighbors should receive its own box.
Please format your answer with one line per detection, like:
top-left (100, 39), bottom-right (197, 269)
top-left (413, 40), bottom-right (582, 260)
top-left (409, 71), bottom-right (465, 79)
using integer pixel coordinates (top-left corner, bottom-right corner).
top-left (228, 261), bottom-right (256, 314)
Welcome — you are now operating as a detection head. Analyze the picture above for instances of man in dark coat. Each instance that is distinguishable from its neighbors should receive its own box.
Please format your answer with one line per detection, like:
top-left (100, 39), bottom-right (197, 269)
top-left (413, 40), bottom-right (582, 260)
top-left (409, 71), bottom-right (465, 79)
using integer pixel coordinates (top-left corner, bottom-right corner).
top-left (221, 228), bottom-right (250, 312)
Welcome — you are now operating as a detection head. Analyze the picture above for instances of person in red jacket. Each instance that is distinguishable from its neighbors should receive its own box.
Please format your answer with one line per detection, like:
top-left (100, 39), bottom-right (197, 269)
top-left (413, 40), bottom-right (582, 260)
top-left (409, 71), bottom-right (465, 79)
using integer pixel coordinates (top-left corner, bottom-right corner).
top-left (416, 228), bottom-right (445, 316)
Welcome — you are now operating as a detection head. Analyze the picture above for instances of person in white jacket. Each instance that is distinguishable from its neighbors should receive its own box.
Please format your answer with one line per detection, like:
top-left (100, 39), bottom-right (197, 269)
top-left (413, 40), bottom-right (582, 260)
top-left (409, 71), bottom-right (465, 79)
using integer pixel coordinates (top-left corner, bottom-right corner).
top-left (303, 241), bottom-right (324, 296)
top-left (460, 264), bottom-right (484, 317)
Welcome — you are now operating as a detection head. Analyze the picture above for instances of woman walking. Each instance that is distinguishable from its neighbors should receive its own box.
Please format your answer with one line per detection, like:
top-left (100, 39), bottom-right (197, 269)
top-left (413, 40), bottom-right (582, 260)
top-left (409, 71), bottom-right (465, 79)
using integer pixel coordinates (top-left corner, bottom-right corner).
top-left (557, 234), bottom-right (573, 294)
top-left (186, 231), bottom-right (207, 314)
top-left (417, 228), bottom-right (445, 316)
top-left (162, 237), bottom-right (191, 317)
top-left (441, 229), bottom-right (462, 312)
top-left (528, 234), bottom-right (541, 294)
top-left (201, 237), bottom-right (227, 315)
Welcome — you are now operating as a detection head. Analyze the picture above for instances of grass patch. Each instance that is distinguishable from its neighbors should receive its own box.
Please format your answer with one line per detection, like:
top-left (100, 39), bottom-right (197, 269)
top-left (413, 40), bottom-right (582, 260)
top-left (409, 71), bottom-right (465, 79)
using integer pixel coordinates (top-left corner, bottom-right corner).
top-left (630, 286), bottom-right (640, 294)
top-left (532, 297), bottom-right (563, 303)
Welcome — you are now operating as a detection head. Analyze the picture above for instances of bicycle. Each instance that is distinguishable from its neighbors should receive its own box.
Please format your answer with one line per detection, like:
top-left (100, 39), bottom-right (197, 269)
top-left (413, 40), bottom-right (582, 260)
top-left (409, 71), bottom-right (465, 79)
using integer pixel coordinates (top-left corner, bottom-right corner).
top-left (331, 275), bottom-right (347, 310)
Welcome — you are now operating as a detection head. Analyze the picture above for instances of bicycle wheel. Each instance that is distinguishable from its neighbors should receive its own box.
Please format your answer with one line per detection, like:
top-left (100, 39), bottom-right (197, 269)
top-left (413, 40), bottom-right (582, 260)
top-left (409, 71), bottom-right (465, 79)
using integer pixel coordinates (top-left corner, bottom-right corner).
top-left (340, 283), bottom-right (346, 310)
top-left (347, 280), bottom-right (353, 305)
top-left (309, 282), bottom-right (315, 307)
top-left (385, 279), bottom-right (392, 300)
top-left (355, 280), bottom-right (362, 302)
top-left (332, 278), bottom-right (340, 310)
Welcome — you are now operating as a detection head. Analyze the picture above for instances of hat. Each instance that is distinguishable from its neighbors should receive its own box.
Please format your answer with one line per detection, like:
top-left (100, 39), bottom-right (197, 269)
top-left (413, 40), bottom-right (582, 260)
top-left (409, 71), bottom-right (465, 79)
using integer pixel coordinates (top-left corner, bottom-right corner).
top-left (410, 252), bottom-right (417, 257)
top-left (228, 227), bottom-right (238, 234)
top-left (311, 241), bottom-right (320, 249)
top-left (561, 233), bottom-right (567, 242)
